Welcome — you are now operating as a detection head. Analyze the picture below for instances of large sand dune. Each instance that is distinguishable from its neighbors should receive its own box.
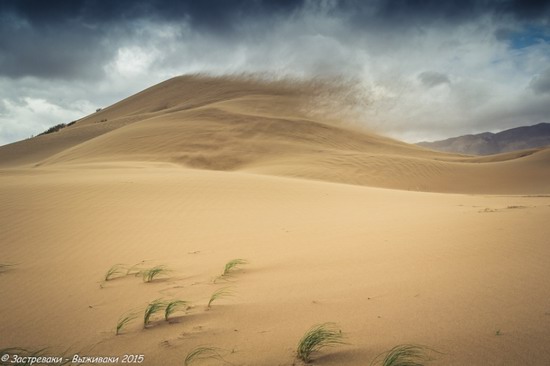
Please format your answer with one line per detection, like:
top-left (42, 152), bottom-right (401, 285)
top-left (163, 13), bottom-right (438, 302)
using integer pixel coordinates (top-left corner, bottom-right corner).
top-left (1, 75), bottom-right (549, 193)
top-left (1, 75), bottom-right (549, 365)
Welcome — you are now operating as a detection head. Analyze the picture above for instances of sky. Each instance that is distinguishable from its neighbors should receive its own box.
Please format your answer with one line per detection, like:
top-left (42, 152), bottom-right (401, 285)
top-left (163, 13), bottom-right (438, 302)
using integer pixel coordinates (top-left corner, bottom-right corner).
top-left (1, 0), bottom-right (550, 146)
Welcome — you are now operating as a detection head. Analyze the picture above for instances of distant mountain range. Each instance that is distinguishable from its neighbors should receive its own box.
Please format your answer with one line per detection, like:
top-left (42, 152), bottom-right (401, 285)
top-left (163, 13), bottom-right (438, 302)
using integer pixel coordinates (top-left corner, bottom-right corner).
top-left (417, 122), bottom-right (550, 155)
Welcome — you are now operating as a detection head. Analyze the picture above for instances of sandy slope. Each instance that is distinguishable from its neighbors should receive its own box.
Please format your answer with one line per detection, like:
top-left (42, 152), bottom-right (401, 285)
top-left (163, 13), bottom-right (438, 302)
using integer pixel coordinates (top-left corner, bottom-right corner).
top-left (1, 75), bottom-right (548, 193)
top-left (1, 75), bottom-right (550, 365)
top-left (1, 166), bottom-right (549, 365)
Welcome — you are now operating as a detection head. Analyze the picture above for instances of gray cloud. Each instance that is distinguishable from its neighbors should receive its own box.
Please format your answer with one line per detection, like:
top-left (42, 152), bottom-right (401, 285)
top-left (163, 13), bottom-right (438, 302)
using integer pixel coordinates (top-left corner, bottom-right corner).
top-left (530, 68), bottom-right (550, 94)
top-left (1, 0), bottom-right (550, 145)
top-left (0, 18), bottom-right (113, 80)
top-left (418, 72), bottom-right (451, 88)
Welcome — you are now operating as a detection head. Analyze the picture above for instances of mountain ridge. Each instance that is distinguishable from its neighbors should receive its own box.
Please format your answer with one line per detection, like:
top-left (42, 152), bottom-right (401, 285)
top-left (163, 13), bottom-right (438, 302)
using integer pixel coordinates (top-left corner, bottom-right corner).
top-left (417, 122), bottom-right (550, 155)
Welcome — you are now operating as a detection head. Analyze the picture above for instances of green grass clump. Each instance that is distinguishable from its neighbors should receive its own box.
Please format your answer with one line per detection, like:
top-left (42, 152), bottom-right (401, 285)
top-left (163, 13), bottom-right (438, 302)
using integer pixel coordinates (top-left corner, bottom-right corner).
top-left (141, 265), bottom-right (170, 283)
top-left (223, 259), bottom-right (248, 276)
top-left (184, 347), bottom-right (226, 366)
top-left (104, 264), bottom-right (127, 281)
top-left (371, 344), bottom-right (432, 366)
top-left (207, 287), bottom-right (233, 309)
top-left (213, 259), bottom-right (249, 283)
top-left (297, 322), bottom-right (345, 363)
top-left (165, 300), bottom-right (188, 321)
top-left (144, 299), bottom-right (167, 327)
top-left (126, 261), bottom-right (147, 276)
top-left (116, 311), bottom-right (137, 335)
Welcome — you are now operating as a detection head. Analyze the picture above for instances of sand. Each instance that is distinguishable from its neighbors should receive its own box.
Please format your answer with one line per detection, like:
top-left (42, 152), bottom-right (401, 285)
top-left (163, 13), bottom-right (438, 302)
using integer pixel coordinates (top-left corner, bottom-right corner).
top-left (1, 75), bottom-right (549, 365)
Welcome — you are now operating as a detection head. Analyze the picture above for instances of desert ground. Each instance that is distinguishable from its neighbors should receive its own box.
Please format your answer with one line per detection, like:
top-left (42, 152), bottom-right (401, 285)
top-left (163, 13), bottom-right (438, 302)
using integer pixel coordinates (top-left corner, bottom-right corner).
top-left (1, 75), bottom-right (549, 365)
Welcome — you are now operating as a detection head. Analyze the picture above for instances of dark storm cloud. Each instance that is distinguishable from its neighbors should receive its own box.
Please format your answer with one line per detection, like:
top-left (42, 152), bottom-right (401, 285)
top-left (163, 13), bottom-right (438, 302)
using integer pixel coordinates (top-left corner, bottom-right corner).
top-left (0, 18), bottom-right (113, 79)
top-left (0, 0), bottom-right (305, 30)
top-left (345, 0), bottom-right (550, 31)
top-left (0, 0), bottom-right (307, 80)
top-left (496, 0), bottom-right (550, 20)
top-left (2, 0), bottom-right (550, 34)
top-left (1, 0), bottom-right (550, 81)
top-left (1, 0), bottom-right (550, 145)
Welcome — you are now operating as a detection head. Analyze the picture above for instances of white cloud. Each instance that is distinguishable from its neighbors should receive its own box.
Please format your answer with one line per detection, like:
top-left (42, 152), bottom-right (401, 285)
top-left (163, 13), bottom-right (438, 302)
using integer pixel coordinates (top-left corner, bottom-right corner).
top-left (0, 96), bottom-right (87, 145)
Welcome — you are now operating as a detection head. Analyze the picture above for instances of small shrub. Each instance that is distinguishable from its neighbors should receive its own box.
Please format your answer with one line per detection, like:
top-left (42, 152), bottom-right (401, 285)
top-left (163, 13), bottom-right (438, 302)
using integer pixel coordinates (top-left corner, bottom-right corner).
top-left (37, 123), bottom-right (67, 136)
top-left (297, 323), bottom-right (345, 363)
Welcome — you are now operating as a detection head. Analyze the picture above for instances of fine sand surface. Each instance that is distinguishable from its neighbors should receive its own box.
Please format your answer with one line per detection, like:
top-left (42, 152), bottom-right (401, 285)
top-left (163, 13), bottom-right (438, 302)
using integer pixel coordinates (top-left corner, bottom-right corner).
top-left (1, 75), bottom-right (550, 365)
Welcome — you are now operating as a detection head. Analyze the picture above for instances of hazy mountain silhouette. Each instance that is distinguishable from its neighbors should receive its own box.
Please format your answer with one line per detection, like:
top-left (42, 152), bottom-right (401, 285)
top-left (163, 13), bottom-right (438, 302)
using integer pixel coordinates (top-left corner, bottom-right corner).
top-left (417, 123), bottom-right (550, 155)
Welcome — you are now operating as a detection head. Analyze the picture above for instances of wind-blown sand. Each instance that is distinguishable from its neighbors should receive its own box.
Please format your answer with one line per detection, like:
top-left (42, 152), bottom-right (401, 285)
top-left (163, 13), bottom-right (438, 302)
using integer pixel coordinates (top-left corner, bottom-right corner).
top-left (1, 75), bottom-right (549, 365)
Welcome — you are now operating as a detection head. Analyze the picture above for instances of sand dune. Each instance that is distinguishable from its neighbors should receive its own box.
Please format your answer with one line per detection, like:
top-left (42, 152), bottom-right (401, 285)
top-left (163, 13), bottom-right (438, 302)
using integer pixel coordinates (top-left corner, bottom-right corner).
top-left (2, 75), bottom-right (549, 194)
top-left (1, 75), bottom-right (549, 365)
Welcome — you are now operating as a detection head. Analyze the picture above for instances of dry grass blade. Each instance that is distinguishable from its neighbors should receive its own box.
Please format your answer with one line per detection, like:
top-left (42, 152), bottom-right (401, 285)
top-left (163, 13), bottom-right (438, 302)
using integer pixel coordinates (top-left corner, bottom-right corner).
top-left (222, 259), bottom-right (248, 276)
top-left (104, 264), bottom-right (126, 281)
top-left (184, 346), bottom-right (227, 366)
top-left (126, 261), bottom-right (147, 276)
top-left (0, 263), bottom-right (16, 274)
top-left (371, 344), bottom-right (434, 366)
top-left (116, 311), bottom-right (137, 335)
top-left (165, 300), bottom-right (188, 321)
top-left (297, 322), bottom-right (345, 363)
top-left (144, 299), bottom-right (167, 327)
top-left (207, 287), bottom-right (233, 309)
top-left (141, 265), bottom-right (170, 283)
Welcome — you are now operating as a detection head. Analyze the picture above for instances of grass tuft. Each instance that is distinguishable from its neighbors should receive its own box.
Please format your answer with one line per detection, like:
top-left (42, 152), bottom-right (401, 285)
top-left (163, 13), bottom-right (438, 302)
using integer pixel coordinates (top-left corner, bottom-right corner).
top-left (0, 263), bottom-right (16, 274)
top-left (165, 300), bottom-right (188, 321)
top-left (371, 344), bottom-right (433, 366)
top-left (297, 322), bottom-right (345, 363)
top-left (207, 287), bottom-right (233, 309)
top-left (141, 265), bottom-right (170, 283)
top-left (184, 346), bottom-right (227, 366)
top-left (104, 264), bottom-right (126, 281)
top-left (213, 259), bottom-right (249, 283)
top-left (223, 259), bottom-right (248, 276)
top-left (116, 311), bottom-right (137, 335)
top-left (144, 299), bottom-right (167, 327)
top-left (126, 261), bottom-right (147, 276)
